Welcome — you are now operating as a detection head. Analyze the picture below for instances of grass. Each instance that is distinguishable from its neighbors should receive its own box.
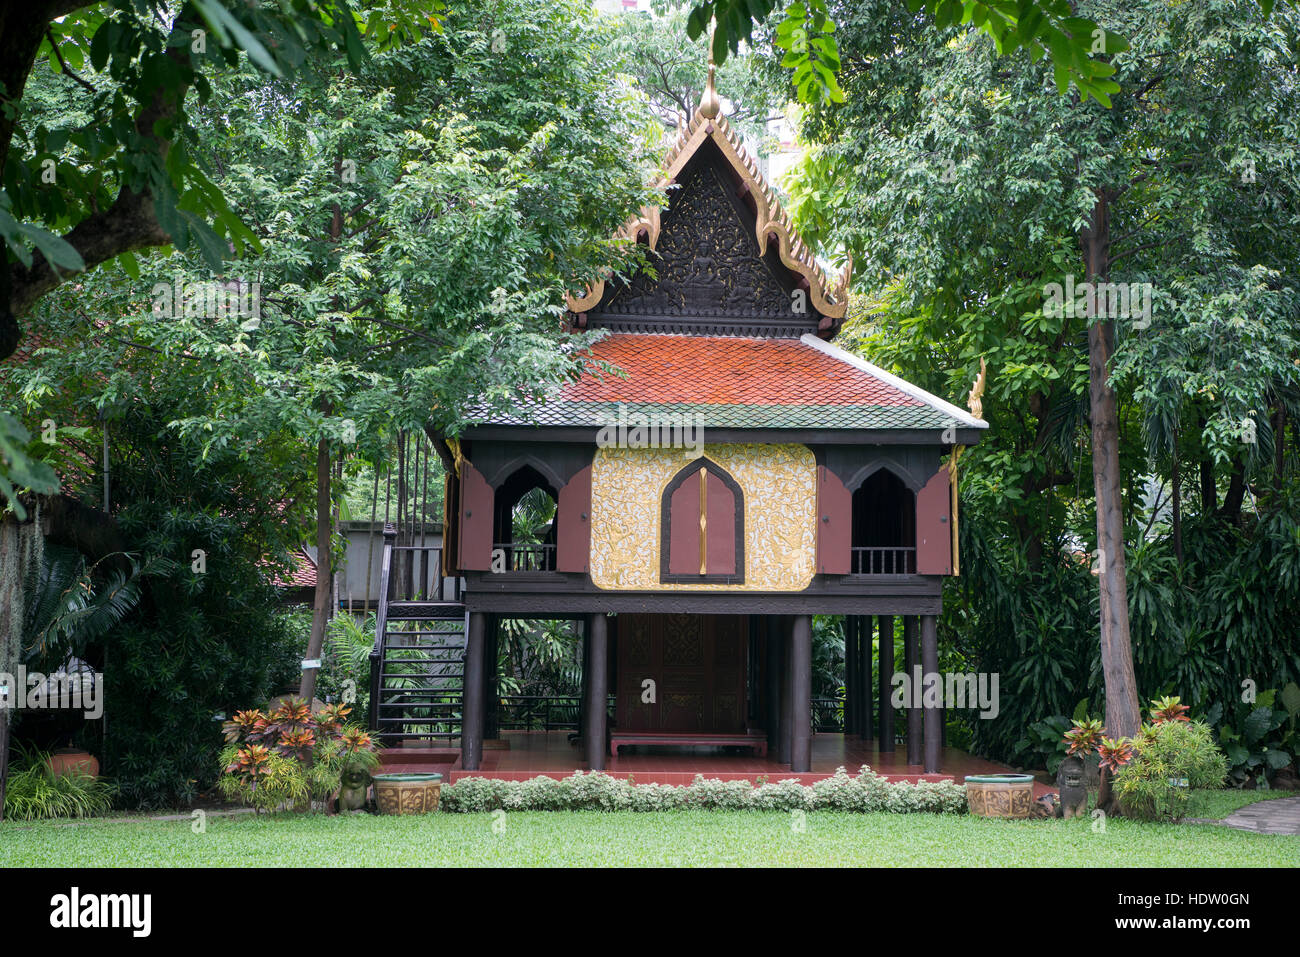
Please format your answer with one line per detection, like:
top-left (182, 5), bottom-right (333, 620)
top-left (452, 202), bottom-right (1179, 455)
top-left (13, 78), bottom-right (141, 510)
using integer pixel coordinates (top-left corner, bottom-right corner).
top-left (2, 791), bottom-right (1296, 867)
top-left (1185, 787), bottom-right (1293, 820)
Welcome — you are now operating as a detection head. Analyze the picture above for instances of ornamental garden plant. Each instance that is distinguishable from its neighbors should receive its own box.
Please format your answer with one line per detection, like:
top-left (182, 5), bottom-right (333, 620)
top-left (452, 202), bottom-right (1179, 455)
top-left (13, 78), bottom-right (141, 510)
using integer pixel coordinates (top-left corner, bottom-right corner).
top-left (218, 700), bottom-right (380, 814)
top-left (1061, 697), bottom-right (1229, 823)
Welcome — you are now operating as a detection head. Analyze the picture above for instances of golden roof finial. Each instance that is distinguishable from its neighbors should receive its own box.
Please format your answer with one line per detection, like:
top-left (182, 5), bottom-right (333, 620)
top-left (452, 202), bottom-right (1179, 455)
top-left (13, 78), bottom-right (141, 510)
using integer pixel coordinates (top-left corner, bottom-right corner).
top-left (967, 357), bottom-right (988, 420)
top-left (700, 29), bottom-right (721, 119)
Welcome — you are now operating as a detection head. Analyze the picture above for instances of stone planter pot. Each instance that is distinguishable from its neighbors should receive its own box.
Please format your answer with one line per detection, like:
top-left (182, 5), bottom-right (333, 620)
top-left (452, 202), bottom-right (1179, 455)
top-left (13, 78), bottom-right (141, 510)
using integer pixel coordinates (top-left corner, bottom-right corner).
top-left (373, 773), bottom-right (442, 815)
top-left (46, 748), bottom-right (100, 779)
top-left (965, 774), bottom-right (1036, 819)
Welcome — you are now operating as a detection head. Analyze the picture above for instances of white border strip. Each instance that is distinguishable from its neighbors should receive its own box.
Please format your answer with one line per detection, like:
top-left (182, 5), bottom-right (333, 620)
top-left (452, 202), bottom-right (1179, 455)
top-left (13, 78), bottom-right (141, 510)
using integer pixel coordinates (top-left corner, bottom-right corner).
top-left (800, 333), bottom-right (988, 429)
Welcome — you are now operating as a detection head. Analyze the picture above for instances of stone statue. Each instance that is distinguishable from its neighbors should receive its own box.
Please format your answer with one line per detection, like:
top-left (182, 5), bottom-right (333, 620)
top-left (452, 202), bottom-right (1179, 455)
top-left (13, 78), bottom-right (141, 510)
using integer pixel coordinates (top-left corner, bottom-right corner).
top-left (338, 764), bottom-right (371, 812)
top-left (1057, 755), bottom-right (1088, 819)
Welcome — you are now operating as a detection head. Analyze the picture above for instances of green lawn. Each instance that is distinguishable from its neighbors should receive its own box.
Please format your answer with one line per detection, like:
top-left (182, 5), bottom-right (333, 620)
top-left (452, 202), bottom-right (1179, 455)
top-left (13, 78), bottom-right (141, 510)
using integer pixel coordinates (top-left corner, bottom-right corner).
top-left (3, 791), bottom-right (1296, 867)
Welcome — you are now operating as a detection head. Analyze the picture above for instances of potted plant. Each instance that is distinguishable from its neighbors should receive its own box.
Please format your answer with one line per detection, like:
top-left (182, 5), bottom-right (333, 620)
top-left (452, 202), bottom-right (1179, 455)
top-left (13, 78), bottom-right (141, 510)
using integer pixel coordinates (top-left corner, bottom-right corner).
top-left (964, 773), bottom-right (1037, 818)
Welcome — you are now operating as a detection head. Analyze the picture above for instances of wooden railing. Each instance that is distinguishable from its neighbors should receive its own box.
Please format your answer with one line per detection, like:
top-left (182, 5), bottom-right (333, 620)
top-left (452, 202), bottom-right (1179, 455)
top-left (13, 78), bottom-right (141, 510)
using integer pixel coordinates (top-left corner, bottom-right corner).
top-left (388, 543), bottom-right (460, 602)
top-left (367, 528), bottom-right (396, 730)
top-left (851, 546), bottom-right (917, 575)
top-left (492, 542), bottom-right (556, 572)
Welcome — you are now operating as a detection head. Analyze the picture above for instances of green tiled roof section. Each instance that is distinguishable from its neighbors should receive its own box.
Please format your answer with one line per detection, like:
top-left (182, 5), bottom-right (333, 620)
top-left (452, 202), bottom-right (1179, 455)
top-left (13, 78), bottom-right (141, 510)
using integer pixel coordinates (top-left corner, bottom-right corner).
top-left (474, 400), bottom-right (957, 431)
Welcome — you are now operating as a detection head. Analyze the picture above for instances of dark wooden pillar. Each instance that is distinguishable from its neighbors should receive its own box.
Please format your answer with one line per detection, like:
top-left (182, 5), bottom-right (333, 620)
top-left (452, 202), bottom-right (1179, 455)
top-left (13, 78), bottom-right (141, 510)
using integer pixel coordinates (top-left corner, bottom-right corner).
top-left (577, 617), bottom-right (590, 736)
top-left (791, 614), bottom-right (813, 773)
top-left (844, 614), bottom-right (857, 738)
top-left (778, 616), bottom-right (792, 765)
top-left (462, 611), bottom-right (487, 770)
top-left (585, 612), bottom-right (609, 770)
top-left (861, 615), bottom-right (872, 739)
top-left (764, 616), bottom-right (781, 753)
top-left (484, 614), bottom-right (499, 741)
top-left (904, 615), bottom-right (923, 765)
top-left (922, 613), bottom-right (941, 773)
top-left (876, 615), bottom-right (895, 751)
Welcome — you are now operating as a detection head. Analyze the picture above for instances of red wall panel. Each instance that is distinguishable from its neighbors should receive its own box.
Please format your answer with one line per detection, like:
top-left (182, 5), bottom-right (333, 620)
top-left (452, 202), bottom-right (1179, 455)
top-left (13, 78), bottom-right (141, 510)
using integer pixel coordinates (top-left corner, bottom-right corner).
top-left (704, 469), bottom-right (736, 575)
top-left (817, 465), bottom-right (851, 574)
top-left (556, 465), bottom-right (592, 573)
top-left (668, 471), bottom-right (702, 575)
top-left (458, 461), bottom-right (494, 571)
top-left (916, 465), bottom-right (952, 575)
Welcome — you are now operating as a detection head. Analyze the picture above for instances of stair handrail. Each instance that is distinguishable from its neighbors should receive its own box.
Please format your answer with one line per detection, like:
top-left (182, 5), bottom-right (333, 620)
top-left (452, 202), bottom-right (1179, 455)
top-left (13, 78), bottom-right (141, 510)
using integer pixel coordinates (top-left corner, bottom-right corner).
top-left (368, 523), bottom-right (398, 731)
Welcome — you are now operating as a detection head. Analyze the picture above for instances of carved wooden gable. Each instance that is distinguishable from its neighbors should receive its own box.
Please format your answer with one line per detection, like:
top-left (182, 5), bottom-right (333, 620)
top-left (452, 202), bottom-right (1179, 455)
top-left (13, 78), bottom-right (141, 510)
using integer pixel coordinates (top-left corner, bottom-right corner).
top-left (590, 140), bottom-right (806, 333)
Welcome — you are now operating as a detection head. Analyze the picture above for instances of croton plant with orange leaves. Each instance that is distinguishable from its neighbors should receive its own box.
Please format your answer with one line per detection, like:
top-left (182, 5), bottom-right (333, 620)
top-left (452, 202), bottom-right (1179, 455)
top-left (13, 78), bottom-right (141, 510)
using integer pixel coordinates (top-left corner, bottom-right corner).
top-left (222, 698), bottom-right (378, 810)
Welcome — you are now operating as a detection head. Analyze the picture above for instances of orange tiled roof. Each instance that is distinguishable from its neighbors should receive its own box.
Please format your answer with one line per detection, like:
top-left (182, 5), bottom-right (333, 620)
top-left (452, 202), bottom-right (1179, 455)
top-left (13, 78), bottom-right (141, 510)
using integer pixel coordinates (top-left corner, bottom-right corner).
top-left (477, 333), bottom-right (987, 433)
top-left (268, 549), bottom-right (317, 589)
top-left (566, 334), bottom-right (921, 407)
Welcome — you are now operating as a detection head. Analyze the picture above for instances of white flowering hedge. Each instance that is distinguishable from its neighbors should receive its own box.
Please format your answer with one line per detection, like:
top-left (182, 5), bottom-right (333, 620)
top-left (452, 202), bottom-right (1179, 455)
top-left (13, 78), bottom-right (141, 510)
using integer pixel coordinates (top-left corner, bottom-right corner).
top-left (440, 766), bottom-right (968, 814)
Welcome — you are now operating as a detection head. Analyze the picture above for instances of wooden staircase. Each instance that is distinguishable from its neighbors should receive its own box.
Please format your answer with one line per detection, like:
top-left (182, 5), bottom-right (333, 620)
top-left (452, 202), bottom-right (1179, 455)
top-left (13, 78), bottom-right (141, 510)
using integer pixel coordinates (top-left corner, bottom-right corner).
top-left (368, 527), bottom-right (468, 746)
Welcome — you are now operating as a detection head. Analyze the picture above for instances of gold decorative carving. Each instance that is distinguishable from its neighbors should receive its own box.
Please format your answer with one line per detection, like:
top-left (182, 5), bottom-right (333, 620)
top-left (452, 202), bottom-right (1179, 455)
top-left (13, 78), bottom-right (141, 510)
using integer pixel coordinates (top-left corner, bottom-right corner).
top-left (564, 84), bottom-right (849, 319)
top-left (967, 357), bottom-right (987, 420)
top-left (588, 444), bottom-right (817, 591)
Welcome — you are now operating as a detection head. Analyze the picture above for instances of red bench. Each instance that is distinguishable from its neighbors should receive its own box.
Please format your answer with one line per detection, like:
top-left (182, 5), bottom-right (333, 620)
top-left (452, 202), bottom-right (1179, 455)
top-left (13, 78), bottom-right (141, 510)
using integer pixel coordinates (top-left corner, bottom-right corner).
top-left (609, 731), bottom-right (768, 758)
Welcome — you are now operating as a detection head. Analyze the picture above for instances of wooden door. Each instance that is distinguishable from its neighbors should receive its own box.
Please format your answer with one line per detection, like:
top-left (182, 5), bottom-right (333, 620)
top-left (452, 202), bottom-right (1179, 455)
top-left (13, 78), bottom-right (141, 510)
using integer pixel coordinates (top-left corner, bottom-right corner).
top-left (615, 614), bottom-right (747, 733)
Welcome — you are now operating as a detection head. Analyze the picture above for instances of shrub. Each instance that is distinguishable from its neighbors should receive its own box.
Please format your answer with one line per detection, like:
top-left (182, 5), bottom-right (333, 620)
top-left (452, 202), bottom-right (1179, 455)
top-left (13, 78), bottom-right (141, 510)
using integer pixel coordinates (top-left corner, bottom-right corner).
top-left (1113, 720), bottom-right (1228, 822)
top-left (440, 766), bottom-right (968, 815)
top-left (2, 748), bottom-right (116, 821)
top-left (216, 700), bottom-right (379, 812)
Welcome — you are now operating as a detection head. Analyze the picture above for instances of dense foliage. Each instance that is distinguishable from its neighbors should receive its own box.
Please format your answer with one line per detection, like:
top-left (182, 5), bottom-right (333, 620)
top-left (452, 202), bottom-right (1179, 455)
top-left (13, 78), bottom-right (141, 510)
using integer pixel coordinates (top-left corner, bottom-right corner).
top-left (3, 0), bottom-right (665, 807)
top-left (786, 0), bottom-right (1300, 770)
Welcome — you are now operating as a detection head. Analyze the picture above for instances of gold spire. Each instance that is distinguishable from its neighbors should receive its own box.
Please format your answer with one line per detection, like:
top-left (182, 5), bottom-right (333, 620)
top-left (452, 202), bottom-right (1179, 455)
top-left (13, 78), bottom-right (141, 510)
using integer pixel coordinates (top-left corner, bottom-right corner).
top-left (699, 24), bottom-right (721, 119)
top-left (700, 60), bottom-right (720, 119)
top-left (967, 357), bottom-right (988, 420)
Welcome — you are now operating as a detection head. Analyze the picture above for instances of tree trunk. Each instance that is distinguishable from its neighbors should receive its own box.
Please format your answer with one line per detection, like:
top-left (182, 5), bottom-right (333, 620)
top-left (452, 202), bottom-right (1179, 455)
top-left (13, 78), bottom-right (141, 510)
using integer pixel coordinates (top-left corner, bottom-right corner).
top-left (1273, 407), bottom-right (1285, 493)
top-left (1199, 426), bottom-right (1216, 515)
top-left (1218, 456), bottom-right (1246, 526)
top-left (1171, 434), bottom-right (1183, 567)
top-left (1082, 190), bottom-right (1141, 740)
top-left (299, 439), bottom-right (332, 704)
top-left (0, 507), bottom-right (42, 821)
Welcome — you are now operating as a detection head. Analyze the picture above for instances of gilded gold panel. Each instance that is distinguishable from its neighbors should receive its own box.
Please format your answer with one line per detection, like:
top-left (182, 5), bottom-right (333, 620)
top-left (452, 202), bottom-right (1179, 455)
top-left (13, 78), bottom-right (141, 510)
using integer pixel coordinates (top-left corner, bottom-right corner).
top-left (589, 444), bottom-right (817, 591)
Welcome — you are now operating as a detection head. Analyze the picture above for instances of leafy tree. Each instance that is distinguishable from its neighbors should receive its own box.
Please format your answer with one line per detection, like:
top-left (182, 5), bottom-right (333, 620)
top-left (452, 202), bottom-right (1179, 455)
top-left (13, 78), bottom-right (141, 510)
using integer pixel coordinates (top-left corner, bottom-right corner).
top-left (0, 1), bottom-right (444, 355)
top-left (8, 0), bottom-right (660, 710)
top-left (605, 7), bottom-right (784, 140)
top-left (685, 0), bottom-right (1134, 105)
top-left (791, 0), bottom-right (1300, 742)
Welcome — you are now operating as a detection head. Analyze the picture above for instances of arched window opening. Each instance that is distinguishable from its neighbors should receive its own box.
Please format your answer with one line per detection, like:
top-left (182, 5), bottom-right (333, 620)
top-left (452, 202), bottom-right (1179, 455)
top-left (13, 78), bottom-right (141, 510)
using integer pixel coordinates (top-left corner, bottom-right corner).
top-left (660, 459), bottom-right (744, 583)
top-left (493, 466), bottom-right (558, 571)
top-left (851, 469), bottom-right (916, 574)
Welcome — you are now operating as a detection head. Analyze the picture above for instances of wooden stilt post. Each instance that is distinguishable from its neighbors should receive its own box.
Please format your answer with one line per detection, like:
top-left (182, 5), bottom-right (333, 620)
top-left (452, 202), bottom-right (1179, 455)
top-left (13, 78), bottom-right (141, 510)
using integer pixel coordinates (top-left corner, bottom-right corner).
top-left (778, 616), bottom-right (792, 766)
top-left (844, 614), bottom-right (857, 738)
top-left (922, 613), bottom-right (941, 773)
top-left (904, 615), bottom-right (922, 765)
top-left (862, 615), bottom-right (873, 740)
top-left (585, 612), bottom-right (609, 771)
top-left (877, 615), bottom-right (895, 751)
top-left (484, 614), bottom-right (499, 741)
top-left (791, 614), bottom-right (812, 773)
top-left (462, 611), bottom-right (486, 771)
top-left (765, 616), bottom-right (781, 753)
top-left (577, 617), bottom-right (590, 739)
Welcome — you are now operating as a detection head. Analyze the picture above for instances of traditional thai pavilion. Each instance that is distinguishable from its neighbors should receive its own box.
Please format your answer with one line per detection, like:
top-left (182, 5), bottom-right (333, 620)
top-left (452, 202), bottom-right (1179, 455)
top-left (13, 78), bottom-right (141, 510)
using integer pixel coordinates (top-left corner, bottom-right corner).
top-left (370, 69), bottom-right (987, 777)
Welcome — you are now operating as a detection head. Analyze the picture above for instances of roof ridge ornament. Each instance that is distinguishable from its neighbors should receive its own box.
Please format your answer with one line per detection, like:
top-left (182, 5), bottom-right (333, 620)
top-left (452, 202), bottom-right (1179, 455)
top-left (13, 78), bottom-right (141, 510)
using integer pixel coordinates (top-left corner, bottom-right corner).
top-left (967, 357), bottom-right (988, 420)
top-left (565, 28), bottom-right (852, 325)
top-left (700, 60), bottom-right (721, 120)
